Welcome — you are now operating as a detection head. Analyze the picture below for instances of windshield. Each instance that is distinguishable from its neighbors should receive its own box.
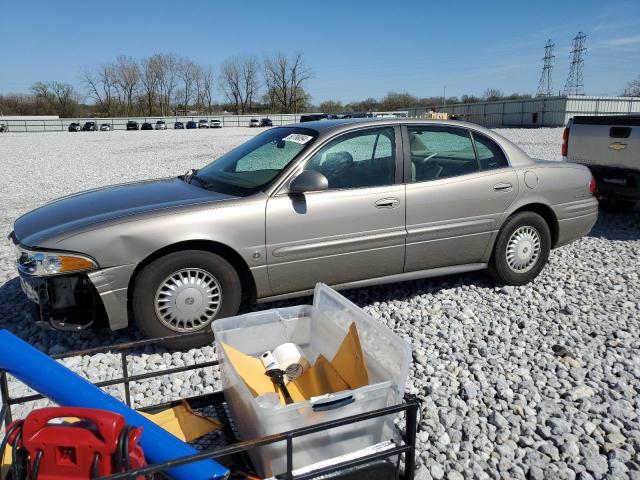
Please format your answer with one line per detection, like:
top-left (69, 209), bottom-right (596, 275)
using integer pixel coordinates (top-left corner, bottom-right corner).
top-left (194, 127), bottom-right (317, 196)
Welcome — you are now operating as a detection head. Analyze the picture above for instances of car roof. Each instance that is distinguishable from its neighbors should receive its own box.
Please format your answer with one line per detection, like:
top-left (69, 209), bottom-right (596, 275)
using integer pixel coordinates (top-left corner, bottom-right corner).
top-left (285, 117), bottom-right (497, 133)
top-left (280, 118), bottom-right (535, 167)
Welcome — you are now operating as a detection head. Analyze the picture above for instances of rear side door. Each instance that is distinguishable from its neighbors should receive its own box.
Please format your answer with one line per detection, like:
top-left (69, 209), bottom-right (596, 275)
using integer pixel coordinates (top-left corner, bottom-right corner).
top-left (265, 126), bottom-right (406, 295)
top-left (403, 125), bottom-right (518, 272)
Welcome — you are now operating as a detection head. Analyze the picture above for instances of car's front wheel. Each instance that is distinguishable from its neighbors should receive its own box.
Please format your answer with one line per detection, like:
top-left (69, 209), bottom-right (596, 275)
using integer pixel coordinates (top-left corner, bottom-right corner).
top-left (132, 250), bottom-right (241, 349)
top-left (489, 211), bottom-right (551, 286)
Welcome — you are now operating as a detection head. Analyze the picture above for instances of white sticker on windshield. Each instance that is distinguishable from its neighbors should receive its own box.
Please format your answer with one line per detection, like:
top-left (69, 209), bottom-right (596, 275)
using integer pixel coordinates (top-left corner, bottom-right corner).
top-left (283, 133), bottom-right (313, 144)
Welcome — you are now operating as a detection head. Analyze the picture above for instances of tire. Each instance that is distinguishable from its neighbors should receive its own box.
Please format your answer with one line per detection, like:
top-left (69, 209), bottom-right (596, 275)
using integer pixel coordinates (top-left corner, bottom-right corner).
top-left (489, 211), bottom-right (551, 286)
top-left (599, 197), bottom-right (636, 212)
top-left (132, 250), bottom-right (241, 349)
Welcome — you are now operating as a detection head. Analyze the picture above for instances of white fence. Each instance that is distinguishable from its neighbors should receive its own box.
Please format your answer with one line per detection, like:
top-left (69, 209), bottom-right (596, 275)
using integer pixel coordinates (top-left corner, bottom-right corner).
top-left (0, 114), bottom-right (303, 132)
top-left (0, 111), bottom-right (410, 133)
top-left (405, 96), bottom-right (640, 128)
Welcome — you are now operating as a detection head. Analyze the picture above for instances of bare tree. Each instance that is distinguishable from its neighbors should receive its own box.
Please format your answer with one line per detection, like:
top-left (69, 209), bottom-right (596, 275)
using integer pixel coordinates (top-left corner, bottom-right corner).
top-left (263, 52), bottom-right (312, 113)
top-left (177, 59), bottom-right (199, 113)
top-left (82, 64), bottom-right (118, 116)
top-left (193, 64), bottom-right (205, 113)
top-left (201, 67), bottom-right (214, 114)
top-left (139, 56), bottom-right (161, 115)
top-left (113, 55), bottom-right (140, 116)
top-left (31, 81), bottom-right (78, 117)
top-left (155, 54), bottom-right (179, 116)
top-left (622, 75), bottom-right (640, 97)
top-left (219, 55), bottom-right (260, 114)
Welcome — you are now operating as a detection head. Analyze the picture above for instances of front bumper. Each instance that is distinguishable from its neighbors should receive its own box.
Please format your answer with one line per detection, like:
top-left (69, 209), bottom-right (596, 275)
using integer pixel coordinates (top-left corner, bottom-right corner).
top-left (19, 272), bottom-right (108, 331)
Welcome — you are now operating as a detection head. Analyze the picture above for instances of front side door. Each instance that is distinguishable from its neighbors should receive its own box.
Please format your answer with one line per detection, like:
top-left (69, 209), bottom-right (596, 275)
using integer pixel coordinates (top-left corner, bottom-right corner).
top-left (265, 126), bottom-right (406, 295)
top-left (403, 125), bottom-right (518, 272)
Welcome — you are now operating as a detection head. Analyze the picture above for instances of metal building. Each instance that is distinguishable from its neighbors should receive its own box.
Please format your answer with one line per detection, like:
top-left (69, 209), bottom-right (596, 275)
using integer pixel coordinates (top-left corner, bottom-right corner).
top-left (404, 95), bottom-right (640, 128)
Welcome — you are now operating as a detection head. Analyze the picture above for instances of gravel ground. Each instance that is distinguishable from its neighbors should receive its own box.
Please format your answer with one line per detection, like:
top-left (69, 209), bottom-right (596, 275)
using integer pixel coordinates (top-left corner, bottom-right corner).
top-left (1, 127), bottom-right (639, 479)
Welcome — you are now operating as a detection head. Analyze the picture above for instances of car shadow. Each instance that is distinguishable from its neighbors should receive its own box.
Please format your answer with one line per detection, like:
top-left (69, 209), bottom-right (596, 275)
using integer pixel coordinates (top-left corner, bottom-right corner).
top-left (0, 268), bottom-right (489, 356)
top-left (588, 207), bottom-right (640, 241)
top-left (254, 270), bottom-right (492, 313)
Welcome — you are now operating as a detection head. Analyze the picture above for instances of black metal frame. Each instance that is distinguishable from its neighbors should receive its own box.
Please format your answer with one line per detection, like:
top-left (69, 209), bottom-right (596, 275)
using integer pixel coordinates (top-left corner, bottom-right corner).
top-left (0, 332), bottom-right (418, 480)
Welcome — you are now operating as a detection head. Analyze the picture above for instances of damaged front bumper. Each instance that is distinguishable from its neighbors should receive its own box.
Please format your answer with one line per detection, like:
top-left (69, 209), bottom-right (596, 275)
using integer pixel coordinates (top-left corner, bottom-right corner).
top-left (19, 272), bottom-right (108, 331)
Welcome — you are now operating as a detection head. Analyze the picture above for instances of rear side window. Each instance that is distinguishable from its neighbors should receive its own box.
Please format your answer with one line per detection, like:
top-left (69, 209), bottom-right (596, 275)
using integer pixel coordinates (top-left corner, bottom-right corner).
top-left (408, 126), bottom-right (478, 182)
top-left (472, 132), bottom-right (509, 170)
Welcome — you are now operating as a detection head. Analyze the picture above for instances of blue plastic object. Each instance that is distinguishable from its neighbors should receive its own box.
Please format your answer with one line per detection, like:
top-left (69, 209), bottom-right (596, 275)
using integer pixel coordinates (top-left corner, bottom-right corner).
top-left (0, 330), bottom-right (228, 480)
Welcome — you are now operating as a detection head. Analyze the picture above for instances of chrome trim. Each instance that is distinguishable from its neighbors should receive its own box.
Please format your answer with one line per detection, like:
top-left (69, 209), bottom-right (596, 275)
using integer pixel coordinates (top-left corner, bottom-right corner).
top-left (407, 218), bottom-right (494, 238)
top-left (272, 229), bottom-right (406, 258)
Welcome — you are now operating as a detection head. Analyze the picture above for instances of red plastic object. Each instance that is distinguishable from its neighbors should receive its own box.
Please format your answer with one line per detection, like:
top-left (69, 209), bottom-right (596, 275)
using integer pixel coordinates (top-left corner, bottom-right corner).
top-left (561, 126), bottom-right (570, 157)
top-left (19, 407), bottom-right (145, 479)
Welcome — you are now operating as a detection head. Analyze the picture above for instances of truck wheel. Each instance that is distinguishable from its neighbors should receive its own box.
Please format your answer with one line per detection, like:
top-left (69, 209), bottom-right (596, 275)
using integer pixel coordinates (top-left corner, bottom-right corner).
top-left (489, 212), bottom-right (551, 286)
top-left (132, 250), bottom-right (241, 349)
top-left (599, 198), bottom-right (636, 212)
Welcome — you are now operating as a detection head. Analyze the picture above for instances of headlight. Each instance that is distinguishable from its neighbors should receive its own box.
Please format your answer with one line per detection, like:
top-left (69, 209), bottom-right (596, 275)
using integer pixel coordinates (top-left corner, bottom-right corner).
top-left (16, 247), bottom-right (97, 276)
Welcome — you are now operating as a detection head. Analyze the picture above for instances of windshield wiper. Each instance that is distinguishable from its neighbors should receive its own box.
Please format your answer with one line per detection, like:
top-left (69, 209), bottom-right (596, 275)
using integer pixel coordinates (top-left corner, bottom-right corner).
top-left (191, 174), bottom-right (218, 191)
top-left (182, 168), bottom-right (198, 183)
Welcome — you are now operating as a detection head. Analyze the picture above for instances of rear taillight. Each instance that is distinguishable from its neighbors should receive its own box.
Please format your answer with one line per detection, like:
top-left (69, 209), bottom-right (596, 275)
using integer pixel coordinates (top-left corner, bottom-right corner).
top-left (561, 127), bottom-right (569, 157)
top-left (589, 176), bottom-right (597, 195)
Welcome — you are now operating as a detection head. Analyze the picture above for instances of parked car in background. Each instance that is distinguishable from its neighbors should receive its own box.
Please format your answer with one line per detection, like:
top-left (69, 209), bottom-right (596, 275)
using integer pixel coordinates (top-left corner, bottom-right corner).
top-left (11, 118), bottom-right (598, 347)
top-left (141, 122), bottom-right (154, 130)
top-left (210, 119), bottom-right (222, 128)
top-left (126, 121), bottom-right (139, 131)
top-left (249, 118), bottom-right (260, 127)
top-left (300, 114), bottom-right (329, 122)
top-left (68, 122), bottom-right (81, 132)
top-left (564, 115), bottom-right (639, 211)
top-left (260, 118), bottom-right (273, 127)
top-left (0, 123), bottom-right (7, 133)
top-left (82, 121), bottom-right (97, 131)
top-left (155, 120), bottom-right (167, 130)
top-left (198, 119), bottom-right (210, 129)
top-left (186, 121), bottom-right (198, 129)
top-left (174, 121), bottom-right (185, 129)
top-left (100, 123), bottom-right (112, 131)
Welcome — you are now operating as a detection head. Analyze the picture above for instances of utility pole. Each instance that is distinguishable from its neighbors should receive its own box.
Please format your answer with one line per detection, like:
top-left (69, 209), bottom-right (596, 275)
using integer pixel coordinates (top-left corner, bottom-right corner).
top-left (564, 32), bottom-right (587, 96)
top-left (536, 39), bottom-right (555, 97)
top-left (443, 86), bottom-right (446, 107)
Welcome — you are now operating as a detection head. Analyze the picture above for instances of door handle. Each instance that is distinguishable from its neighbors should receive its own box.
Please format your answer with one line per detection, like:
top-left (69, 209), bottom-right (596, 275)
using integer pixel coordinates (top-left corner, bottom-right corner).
top-left (375, 197), bottom-right (400, 209)
top-left (493, 183), bottom-right (513, 192)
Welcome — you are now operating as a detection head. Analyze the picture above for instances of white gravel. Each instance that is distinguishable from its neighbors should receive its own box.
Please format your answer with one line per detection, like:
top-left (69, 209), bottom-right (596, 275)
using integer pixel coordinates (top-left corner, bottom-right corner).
top-left (1, 127), bottom-right (639, 479)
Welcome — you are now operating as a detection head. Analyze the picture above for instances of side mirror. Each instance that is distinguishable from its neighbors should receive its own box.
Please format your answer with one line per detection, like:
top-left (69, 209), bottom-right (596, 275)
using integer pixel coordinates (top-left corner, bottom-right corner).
top-left (289, 170), bottom-right (329, 194)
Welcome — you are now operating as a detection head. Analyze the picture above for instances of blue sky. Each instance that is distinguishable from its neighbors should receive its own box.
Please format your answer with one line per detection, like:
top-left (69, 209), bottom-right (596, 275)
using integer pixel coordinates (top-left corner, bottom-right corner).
top-left (1, 0), bottom-right (639, 103)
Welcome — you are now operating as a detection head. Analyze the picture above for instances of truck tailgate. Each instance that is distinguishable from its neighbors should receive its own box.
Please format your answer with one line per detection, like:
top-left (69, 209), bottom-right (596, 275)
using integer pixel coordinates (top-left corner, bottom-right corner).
top-left (567, 116), bottom-right (639, 171)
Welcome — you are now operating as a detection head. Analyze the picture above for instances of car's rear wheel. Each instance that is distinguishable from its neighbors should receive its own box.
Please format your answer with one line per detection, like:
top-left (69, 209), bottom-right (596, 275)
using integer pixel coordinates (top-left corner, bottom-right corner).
top-left (489, 211), bottom-right (551, 286)
top-left (132, 250), bottom-right (241, 349)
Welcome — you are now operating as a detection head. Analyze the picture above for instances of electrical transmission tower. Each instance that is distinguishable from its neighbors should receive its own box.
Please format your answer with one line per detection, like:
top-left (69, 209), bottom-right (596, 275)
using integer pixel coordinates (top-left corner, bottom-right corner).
top-left (564, 32), bottom-right (587, 96)
top-left (536, 39), bottom-right (555, 97)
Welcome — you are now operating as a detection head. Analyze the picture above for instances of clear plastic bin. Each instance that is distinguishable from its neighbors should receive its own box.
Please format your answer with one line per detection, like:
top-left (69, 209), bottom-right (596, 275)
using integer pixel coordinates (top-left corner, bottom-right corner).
top-left (212, 283), bottom-right (411, 477)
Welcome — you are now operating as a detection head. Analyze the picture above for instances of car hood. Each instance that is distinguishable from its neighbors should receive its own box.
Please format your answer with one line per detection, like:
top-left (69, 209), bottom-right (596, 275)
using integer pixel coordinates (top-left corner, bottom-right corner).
top-left (14, 177), bottom-right (237, 247)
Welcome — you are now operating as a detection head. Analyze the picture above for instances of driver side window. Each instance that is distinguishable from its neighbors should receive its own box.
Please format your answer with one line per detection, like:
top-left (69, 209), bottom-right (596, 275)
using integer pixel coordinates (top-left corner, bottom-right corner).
top-left (304, 127), bottom-right (396, 189)
top-left (408, 126), bottom-right (478, 182)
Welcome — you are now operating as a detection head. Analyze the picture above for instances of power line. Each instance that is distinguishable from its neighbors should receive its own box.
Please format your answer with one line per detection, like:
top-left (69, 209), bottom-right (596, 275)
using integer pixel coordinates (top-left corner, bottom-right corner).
top-left (536, 39), bottom-right (555, 97)
top-left (564, 32), bottom-right (587, 96)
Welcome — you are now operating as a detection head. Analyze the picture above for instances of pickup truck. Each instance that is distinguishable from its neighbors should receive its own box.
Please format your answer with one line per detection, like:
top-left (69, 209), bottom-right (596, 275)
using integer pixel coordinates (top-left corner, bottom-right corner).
top-left (563, 115), bottom-right (639, 211)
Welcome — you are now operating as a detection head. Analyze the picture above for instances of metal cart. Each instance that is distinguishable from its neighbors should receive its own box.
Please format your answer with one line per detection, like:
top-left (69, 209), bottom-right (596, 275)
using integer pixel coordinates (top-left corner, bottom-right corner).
top-left (0, 332), bottom-right (419, 480)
